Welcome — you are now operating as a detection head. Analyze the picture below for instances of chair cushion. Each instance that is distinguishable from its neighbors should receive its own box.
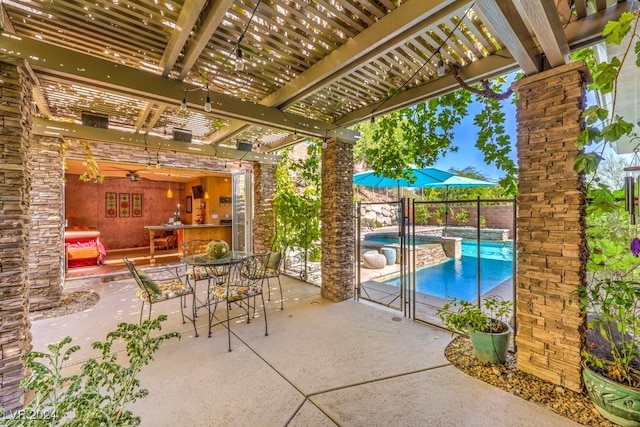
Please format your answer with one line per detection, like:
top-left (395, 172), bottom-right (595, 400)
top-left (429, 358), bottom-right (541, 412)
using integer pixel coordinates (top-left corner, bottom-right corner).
top-left (266, 252), bottom-right (282, 270)
top-left (137, 270), bottom-right (161, 294)
top-left (187, 266), bottom-right (213, 280)
top-left (136, 279), bottom-right (191, 303)
top-left (209, 283), bottom-right (262, 302)
top-left (264, 266), bottom-right (280, 278)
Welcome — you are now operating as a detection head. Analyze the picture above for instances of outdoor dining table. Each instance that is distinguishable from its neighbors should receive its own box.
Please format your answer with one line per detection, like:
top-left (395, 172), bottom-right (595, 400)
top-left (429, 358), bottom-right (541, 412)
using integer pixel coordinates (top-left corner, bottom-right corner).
top-left (181, 251), bottom-right (253, 319)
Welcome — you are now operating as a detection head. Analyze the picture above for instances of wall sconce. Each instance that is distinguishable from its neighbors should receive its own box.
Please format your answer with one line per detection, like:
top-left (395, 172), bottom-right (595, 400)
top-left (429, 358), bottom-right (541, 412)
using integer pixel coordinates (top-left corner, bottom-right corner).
top-left (204, 190), bottom-right (209, 199)
top-left (167, 182), bottom-right (173, 199)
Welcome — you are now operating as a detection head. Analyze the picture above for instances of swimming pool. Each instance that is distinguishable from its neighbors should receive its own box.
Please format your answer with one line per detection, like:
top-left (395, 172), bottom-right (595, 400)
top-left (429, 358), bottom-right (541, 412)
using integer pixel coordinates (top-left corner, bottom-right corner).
top-left (383, 240), bottom-right (514, 301)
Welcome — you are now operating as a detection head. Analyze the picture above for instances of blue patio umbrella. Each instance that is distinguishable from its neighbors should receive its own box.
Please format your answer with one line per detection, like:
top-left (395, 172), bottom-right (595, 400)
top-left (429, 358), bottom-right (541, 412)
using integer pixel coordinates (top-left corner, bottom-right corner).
top-left (353, 167), bottom-right (455, 189)
top-left (423, 175), bottom-right (496, 227)
top-left (424, 175), bottom-right (496, 190)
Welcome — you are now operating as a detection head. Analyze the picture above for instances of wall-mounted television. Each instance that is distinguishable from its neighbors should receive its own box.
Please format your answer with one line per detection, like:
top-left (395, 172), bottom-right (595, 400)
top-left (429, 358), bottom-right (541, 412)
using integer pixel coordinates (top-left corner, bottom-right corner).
top-left (192, 185), bottom-right (204, 199)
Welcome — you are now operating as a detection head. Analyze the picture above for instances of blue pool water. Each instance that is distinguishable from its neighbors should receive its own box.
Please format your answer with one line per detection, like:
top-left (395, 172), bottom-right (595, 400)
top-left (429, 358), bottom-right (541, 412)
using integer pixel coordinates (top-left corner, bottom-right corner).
top-left (383, 240), bottom-right (513, 301)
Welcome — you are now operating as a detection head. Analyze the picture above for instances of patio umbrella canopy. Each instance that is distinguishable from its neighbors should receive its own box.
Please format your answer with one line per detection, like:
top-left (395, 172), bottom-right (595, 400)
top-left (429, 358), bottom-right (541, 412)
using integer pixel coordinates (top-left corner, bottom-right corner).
top-left (424, 175), bottom-right (497, 190)
top-left (353, 167), bottom-right (455, 189)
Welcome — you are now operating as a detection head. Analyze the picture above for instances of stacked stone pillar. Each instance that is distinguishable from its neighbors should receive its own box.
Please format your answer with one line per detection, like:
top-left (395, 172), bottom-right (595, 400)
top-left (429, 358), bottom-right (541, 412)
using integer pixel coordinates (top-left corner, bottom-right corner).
top-left (27, 135), bottom-right (64, 311)
top-left (512, 61), bottom-right (589, 392)
top-left (0, 60), bottom-right (33, 410)
top-left (253, 162), bottom-right (276, 253)
top-left (320, 137), bottom-right (354, 301)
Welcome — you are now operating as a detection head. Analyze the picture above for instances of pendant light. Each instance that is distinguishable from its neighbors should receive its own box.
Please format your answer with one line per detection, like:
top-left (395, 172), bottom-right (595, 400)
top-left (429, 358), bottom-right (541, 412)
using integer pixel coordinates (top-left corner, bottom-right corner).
top-left (436, 49), bottom-right (446, 77)
top-left (167, 182), bottom-right (173, 199)
top-left (204, 84), bottom-right (212, 112)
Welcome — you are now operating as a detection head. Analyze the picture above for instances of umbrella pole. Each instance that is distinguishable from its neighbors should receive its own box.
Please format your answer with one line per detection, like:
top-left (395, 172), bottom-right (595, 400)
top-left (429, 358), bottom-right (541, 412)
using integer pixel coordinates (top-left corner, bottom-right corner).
top-left (444, 188), bottom-right (449, 230)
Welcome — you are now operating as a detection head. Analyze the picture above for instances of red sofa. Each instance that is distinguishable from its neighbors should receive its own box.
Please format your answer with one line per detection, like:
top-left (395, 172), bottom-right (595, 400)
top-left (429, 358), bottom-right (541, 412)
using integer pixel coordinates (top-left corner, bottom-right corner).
top-left (65, 228), bottom-right (106, 268)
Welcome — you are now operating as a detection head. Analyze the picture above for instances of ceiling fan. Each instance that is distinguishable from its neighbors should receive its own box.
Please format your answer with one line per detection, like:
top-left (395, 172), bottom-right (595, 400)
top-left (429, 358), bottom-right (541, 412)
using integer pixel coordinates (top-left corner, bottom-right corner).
top-left (126, 170), bottom-right (141, 181)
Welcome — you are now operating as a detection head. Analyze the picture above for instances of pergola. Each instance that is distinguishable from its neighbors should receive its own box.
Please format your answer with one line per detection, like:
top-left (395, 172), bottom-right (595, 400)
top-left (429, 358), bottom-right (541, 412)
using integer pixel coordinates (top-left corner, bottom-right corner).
top-left (0, 0), bottom-right (630, 410)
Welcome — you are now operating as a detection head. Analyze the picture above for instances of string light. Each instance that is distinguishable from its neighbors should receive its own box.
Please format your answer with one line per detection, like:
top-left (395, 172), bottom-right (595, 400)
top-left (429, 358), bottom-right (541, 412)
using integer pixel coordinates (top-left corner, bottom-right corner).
top-left (180, 89), bottom-right (188, 111)
top-left (436, 49), bottom-right (446, 77)
top-left (235, 47), bottom-right (244, 72)
top-left (204, 84), bottom-right (212, 112)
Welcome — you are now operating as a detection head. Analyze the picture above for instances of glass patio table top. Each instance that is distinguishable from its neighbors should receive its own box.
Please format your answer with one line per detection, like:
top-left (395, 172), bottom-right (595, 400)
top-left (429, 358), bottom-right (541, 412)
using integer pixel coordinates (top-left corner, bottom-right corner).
top-left (182, 251), bottom-right (252, 266)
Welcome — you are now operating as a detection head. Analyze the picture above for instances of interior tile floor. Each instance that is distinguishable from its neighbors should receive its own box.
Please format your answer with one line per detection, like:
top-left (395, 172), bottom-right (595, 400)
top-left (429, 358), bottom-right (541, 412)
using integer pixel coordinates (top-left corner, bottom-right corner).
top-left (42, 264), bottom-right (578, 426)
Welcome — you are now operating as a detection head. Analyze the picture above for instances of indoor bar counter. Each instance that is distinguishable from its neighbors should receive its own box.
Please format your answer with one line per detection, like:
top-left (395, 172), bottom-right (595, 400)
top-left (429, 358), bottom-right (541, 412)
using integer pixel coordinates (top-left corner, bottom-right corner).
top-left (145, 224), bottom-right (232, 263)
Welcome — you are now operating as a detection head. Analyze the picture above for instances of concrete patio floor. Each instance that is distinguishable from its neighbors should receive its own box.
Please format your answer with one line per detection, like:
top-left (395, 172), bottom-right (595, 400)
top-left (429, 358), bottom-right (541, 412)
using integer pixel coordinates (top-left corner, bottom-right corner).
top-left (30, 270), bottom-right (578, 426)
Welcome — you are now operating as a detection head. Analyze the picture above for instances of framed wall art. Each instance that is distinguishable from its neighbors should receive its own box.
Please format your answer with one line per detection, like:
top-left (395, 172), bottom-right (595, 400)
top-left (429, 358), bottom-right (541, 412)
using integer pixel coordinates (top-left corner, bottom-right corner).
top-left (105, 192), bottom-right (117, 218)
top-left (132, 193), bottom-right (142, 217)
top-left (119, 193), bottom-right (130, 217)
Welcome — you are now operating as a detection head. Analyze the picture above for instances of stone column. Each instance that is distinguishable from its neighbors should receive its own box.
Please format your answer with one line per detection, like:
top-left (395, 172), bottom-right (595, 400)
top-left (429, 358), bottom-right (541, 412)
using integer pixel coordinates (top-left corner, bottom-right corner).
top-left (0, 60), bottom-right (33, 410)
top-left (512, 61), bottom-right (589, 392)
top-left (321, 137), bottom-right (354, 302)
top-left (28, 135), bottom-right (64, 311)
top-left (253, 162), bottom-right (276, 253)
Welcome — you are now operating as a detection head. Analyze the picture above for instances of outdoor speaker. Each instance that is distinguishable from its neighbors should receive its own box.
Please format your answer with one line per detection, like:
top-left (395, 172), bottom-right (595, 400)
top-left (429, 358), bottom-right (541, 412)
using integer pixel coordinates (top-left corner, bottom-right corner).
top-left (237, 140), bottom-right (252, 151)
top-left (173, 128), bottom-right (192, 142)
top-left (81, 112), bottom-right (109, 129)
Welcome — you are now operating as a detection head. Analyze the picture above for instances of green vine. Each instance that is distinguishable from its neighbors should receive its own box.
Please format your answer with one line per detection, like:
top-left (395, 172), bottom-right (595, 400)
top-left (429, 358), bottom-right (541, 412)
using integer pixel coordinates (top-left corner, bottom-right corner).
top-left (272, 142), bottom-right (322, 261)
top-left (354, 79), bottom-right (517, 194)
top-left (61, 140), bottom-right (105, 184)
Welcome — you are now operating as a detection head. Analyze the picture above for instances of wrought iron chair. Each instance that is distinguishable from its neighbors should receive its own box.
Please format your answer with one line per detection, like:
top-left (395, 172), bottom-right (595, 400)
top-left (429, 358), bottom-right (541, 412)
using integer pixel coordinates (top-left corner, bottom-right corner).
top-left (207, 252), bottom-right (270, 351)
top-left (123, 255), bottom-right (196, 335)
top-left (263, 251), bottom-right (284, 309)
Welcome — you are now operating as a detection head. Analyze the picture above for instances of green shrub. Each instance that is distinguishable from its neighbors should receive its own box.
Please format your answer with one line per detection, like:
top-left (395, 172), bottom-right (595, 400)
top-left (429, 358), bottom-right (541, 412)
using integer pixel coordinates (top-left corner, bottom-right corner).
top-left (455, 209), bottom-right (470, 226)
top-left (1, 315), bottom-right (179, 426)
top-left (435, 206), bottom-right (447, 226)
top-left (479, 215), bottom-right (487, 228)
top-left (414, 205), bottom-right (430, 225)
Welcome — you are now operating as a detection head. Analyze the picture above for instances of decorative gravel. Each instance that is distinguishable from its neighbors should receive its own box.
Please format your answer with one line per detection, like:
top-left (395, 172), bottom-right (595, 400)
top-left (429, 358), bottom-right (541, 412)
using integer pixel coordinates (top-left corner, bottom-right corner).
top-left (29, 291), bottom-right (100, 321)
top-left (445, 335), bottom-right (617, 427)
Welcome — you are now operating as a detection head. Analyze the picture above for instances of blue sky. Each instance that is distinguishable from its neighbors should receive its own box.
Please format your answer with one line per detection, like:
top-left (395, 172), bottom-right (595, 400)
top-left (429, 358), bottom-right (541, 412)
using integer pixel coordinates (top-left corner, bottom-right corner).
top-left (431, 74), bottom-right (518, 182)
top-left (432, 98), bottom-right (518, 182)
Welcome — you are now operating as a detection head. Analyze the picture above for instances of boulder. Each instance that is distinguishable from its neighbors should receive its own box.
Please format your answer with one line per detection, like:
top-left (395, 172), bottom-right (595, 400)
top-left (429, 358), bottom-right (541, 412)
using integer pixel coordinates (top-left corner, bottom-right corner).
top-left (362, 252), bottom-right (386, 269)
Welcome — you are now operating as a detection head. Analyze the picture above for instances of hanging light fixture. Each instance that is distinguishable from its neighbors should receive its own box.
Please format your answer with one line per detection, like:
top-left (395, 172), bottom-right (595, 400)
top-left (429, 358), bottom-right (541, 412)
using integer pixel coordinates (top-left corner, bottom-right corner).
top-left (235, 47), bottom-right (244, 72)
top-left (180, 89), bottom-right (188, 112)
top-left (235, 35), bottom-right (245, 72)
top-left (167, 182), bottom-right (173, 199)
top-left (436, 49), bottom-right (446, 77)
top-left (204, 84), bottom-right (212, 112)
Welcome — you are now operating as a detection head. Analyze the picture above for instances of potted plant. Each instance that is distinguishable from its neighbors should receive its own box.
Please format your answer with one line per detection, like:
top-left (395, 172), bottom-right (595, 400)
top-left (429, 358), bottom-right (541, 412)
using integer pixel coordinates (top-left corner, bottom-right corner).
top-left (572, 203), bottom-right (640, 426)
top-left (437, 295), bottom-right (513, 364)
top-left (569, 8), bottom-right (640, 424)
top-left (575, 277), bottom-right (640, 427)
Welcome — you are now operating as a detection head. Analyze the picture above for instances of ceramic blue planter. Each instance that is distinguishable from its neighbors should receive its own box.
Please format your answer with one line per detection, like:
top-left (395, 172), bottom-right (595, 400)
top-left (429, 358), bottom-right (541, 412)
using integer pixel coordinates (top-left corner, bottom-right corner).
top-left (468, 321), bottom-right (511, 365)
top-left (583, 363), bottom-right (640, 427)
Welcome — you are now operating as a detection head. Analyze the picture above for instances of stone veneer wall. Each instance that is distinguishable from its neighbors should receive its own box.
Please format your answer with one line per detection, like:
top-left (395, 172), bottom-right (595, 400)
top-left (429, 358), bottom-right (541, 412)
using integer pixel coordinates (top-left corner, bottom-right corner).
top-left (321, 137), bottom-right (354, 302)
top-left (28, 135), bottom-right (63, 311)
top-left (513, 62), bottom-right (589, 392)
top-left (253, 163), bottom-right (276, 253)
top-left (0, 61), bottom-right (33, 410)
top-left (64, 139), bottom-right (246, 173)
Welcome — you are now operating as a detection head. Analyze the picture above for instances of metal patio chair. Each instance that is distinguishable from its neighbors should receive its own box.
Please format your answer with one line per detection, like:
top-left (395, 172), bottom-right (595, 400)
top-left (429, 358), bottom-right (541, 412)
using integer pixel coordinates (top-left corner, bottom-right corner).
top-left (123, 255), bottom-right (196, 335)
top-left (208, 252), bottom-right (270, 351)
